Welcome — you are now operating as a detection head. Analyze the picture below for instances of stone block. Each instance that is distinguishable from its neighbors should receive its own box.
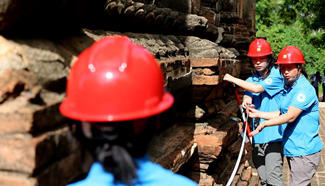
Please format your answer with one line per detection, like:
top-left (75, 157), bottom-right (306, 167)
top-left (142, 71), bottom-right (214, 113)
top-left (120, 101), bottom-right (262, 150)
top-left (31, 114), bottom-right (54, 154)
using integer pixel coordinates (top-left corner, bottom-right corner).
top-left (38, 150), bottom-right (93, 186)
top-left (228, 138), bottom-right (242, 155)
top-left (193, 68), bottom-right (216, 76)
top-left (199, 175), bottom-right (215, 186)
top-left (192, 74), bottom-right (219, 85)
top-left (194, 123), bottom-right (217, 136)
top-left (0, 103), bottom-right (67, 134)
top-left (219, 120), bottom-right (240, 147)
top-left (166, 71), bottom-right (192, 93)
top-left (0, 149), bottom-right (92, 186)
top-left (159, 58), bottom-right (191, 82)
top-left (237, 180), bottom-right (248, 186)
top-left (248, 175), bottom-right (260, 186)
top-left (0, 172), bottom-right (37, 186)
top-left (237, 164), bottom-right (245, 176)
top-left (0, 69), bottom-right (39, 103)
top-left (0, 126), bottom-right (80, 173)
top-left (199, 6), bottom-right (217, 25)
top-left (195, 132), bottom-right (227, 159)
top-left (231, 175), bottom-right (240, 186)
top-left (148, 123), bottom-right (196, 172)
top-left (191, 0), bottom-right (201, 14)
top-left (241, 167), bottom-right (252, 181)
top-left (185, 171), bottom-right (215, 186)
top-left (192, 161), bottom-right (210, 172)
top-left (217, 160), bottom-right (236, 184)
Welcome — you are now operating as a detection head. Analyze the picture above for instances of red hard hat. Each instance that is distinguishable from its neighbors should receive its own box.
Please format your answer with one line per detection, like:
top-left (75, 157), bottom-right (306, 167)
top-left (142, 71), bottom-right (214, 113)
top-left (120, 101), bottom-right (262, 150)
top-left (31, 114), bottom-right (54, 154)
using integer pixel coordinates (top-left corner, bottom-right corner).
top-left (59, 36), bottom-right (174, 122)
top-left (275, 46), bottom-right (305, 64)
top-left (247, 38), bottom-right (273, 57)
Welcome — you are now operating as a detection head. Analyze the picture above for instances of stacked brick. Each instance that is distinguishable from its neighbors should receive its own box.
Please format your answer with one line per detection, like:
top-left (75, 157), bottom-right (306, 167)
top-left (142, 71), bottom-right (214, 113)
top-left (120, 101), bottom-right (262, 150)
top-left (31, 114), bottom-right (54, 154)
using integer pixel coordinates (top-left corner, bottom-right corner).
top-left (0, 0), bottom-right (257, 185)
top-left (0, 35), bottom-right (94, 185)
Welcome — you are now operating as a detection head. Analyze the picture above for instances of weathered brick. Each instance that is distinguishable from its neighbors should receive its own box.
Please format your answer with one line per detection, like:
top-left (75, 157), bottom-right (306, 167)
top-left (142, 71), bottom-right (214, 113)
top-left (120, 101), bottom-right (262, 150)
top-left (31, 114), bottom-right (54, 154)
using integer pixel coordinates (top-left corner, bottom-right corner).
top-left (193, 68), bottom-right (216, 76)
top-left (241, 167), bottom-right (252, 181)
top-left (38, 150), bottom-right (93, 186)
top-left (0, 172), bottom-right (36, 186)
top-left (228, 138), bottom-right (242, 155)
top-left (194, 123), bottom-right (217, 136)
top-left (159, 58), bottom-right (191, 83)
top-left (0, 103), bottom-right (66, 134)
top-left (195, 132), bottom-right (227, 147)
top-left (185, 171), bottom-right (215, 186)
top-left (0, 150), bottom-right (92, 186)
top-left (237, 180), bottom-right (248, 186)
top-left (148, 123), bottom-right (196, 172)
top-left (192, 74), bottom-right (219, 85)
top-left (191, 0), bottom-right (200, 14)
top-left (231, 175), bottom-right (240, 186)
top-left (248, 175), bottom-right (260, 186)
top-left (199, 175), bottom-right (215, 186)
top-left (0, 126), bottom-right (80, 173)
top-left (0, 69), bottom-right (39, 103)
top-left (192, 161), bottom-right (210, 172)
top-left (190, 58), bottom-right (219, 67)
top-left (195, 132), bottom-right (227, 158)
top-left (199, 6), bottom-right (217, 25)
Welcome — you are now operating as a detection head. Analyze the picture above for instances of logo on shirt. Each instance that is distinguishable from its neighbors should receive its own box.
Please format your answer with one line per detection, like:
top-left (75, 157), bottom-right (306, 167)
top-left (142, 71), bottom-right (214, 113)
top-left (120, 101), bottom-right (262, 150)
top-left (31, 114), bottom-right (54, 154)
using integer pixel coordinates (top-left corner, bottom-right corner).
top-left (265, 78), bottom-right (273, 85)
top-left (297, 93), bottom-right (306, 102)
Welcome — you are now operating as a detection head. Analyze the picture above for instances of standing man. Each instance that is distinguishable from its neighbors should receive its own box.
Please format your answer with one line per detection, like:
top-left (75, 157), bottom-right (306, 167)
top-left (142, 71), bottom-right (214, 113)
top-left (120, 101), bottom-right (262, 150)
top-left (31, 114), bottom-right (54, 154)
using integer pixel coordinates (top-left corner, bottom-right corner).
top-left (310, 71), bottom-right (321, 99)
top-left (322, 70), bottom-right (325, 102)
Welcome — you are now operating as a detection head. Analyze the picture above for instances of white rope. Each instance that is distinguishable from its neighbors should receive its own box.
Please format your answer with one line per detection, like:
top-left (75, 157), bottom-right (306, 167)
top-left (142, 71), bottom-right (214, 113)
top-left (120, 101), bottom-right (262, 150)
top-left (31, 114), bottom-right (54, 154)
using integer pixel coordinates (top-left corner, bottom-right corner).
top-left (226, 112), bottom-right (249, 186)
top-left (239, 105), bottom-right (252, 143)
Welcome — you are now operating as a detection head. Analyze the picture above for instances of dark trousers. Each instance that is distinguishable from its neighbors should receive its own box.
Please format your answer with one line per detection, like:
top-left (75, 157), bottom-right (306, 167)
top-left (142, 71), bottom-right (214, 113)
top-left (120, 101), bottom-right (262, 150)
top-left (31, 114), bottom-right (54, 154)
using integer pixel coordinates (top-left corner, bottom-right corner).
top-left (313, 85), bottom-right (319, 99)
top-left (323, 84), bottom-right (325, 101)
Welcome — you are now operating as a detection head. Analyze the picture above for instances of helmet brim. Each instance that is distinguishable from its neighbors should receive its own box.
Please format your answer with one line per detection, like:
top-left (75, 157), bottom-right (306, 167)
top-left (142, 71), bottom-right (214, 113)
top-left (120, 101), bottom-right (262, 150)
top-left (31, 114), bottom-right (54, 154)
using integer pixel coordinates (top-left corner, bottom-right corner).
top-left (60, 92), bottom-right (174, 122)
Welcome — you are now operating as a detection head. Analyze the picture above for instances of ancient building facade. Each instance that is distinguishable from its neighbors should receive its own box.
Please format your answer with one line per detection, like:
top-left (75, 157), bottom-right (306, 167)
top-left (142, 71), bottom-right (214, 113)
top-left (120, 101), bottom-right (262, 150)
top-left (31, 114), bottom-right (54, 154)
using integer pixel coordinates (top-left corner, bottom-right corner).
top-left (0, 0), bottom-right (257, 185)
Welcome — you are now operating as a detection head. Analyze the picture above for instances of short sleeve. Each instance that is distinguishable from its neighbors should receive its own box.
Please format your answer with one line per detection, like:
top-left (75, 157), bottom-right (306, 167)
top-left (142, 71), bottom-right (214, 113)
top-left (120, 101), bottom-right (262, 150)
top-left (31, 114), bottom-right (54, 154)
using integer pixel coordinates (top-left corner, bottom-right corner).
top-left (259, 68), bottom-right (284, 97)
top-left (290, 91), bottom-right (315, 111)
top-left (244, 76), bottom-right (259, 96)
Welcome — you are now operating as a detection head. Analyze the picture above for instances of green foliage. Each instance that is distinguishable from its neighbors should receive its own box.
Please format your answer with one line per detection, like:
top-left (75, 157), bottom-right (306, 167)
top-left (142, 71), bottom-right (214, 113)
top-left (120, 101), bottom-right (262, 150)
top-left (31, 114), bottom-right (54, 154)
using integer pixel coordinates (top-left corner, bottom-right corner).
top-left (256, 0), bottom-right (325, 75)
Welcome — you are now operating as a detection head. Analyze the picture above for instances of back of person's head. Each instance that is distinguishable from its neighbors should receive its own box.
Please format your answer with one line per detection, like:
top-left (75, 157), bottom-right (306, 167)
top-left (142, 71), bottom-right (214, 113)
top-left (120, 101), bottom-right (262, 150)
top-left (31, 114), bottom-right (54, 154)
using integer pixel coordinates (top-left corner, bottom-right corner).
top-left (59, 36), bottom-right (174, 184)
top-left (78, 119), bottom-right (156, 185)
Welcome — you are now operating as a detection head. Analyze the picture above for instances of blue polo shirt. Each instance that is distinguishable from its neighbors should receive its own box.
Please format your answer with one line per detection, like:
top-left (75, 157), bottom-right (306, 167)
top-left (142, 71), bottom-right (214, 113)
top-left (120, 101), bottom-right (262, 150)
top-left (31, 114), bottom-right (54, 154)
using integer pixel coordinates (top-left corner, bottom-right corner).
top-left (68, 155), bottom-right (198, 186)
top-left (280, 75), bottom-right (323, 157)
top-left (245, 67), bottom-right (285, 144)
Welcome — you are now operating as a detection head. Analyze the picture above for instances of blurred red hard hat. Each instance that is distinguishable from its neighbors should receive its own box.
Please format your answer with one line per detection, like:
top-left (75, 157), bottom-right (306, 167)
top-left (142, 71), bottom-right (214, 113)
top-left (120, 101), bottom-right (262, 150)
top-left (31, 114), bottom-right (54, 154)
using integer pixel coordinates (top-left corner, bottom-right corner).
top-left (60, 35), bottom-right (174, 122)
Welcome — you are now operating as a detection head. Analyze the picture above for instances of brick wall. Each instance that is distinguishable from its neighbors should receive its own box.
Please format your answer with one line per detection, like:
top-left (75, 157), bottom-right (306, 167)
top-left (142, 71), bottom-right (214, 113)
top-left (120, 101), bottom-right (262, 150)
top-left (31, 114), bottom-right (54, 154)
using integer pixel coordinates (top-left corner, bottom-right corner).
top-left (0, 0), bottom-right (257, 185)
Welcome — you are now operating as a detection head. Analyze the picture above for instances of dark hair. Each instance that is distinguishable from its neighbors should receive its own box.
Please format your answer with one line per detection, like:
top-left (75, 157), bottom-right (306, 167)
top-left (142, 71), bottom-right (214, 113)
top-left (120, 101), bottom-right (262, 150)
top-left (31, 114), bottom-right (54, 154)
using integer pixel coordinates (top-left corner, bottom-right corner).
top-left (296, 64), bottom-right (308, 78)
top-left (316, 71), bottom-right (321, 79)
top-left (251, 54), bottom-right (277, 79)
top-left (77, 118), bottom-right (156, 185)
